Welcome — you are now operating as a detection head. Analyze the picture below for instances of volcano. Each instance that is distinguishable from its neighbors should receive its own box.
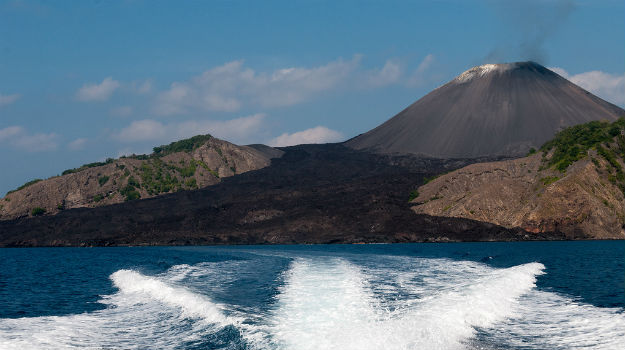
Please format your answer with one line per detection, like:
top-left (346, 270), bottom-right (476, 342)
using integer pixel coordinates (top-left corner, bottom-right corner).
top-left (346, 62), bottom-right (624, 158)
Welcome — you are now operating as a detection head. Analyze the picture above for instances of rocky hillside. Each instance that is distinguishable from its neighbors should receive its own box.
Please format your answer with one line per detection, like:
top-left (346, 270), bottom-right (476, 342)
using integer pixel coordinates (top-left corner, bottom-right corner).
top-left (412, 119), bottom-right (625, 239)
top-left (0, 135), bottom-right (281, 220)
top-left (0, 144), bottom-right (563, 247)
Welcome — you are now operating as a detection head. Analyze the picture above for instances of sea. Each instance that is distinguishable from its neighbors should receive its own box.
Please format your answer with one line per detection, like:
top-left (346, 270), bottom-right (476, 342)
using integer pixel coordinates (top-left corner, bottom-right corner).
top-left (0, 241), bottom-right (623, 350)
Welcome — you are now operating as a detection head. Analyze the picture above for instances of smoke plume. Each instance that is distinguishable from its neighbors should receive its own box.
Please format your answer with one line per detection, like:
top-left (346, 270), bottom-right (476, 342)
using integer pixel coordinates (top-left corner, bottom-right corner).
top-left (484, 0), bottom-right (576, 64)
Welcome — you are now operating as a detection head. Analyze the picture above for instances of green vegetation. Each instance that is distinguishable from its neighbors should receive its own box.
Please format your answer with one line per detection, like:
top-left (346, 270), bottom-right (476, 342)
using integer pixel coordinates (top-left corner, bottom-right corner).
top-left (57, 203), bottom-right (64, 210)
top-left (132, 158), bottom-right (208, 196)
top-left (540, 118), bottom-right (625, 172)
top-left (540, 118), bottom-right (625, 194)
top-left (120, 184), bottom-right (141, 201)
top-left (408, 190), bottom-right (419, 202)
top-left (62, 158), bottom-right (115, 175)
top-left (591, 157), bottom-right (601, 167)
top-left (98, 175), bottom-right (110, 187)
top-left (8, 135), bottom-right (221, 205)
top-left (6, 179), bottom-right (43, 196)
top-left (31, 207), bottom-right (46, 216)
top-left (423, 175), bottom-right (439, 184)
top-left (527, 147), bottom-right (537, 156)
top-left (177, 160), bottom-right (197, 178)
top-left (540, 176), bottom-right (560, 186)
top-left (125, 190), bottom-right (141, 201)
top-left (127, 176), bottom-right (140, 188)
top-left (129, 154), bottom-right (150, 160)
top-left (196, 159), bottom-right (220, 178)
top-left (185, 178), bottom-right (198, 188)
top-left (152, 134), bottom-right (212, 156)
top-left (596, 145), bottom-right (621, 171)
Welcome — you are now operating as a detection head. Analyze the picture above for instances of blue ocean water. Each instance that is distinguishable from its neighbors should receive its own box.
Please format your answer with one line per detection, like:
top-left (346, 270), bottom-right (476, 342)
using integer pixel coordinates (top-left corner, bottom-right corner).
top-left (0, 241), bottom-right (623, 349)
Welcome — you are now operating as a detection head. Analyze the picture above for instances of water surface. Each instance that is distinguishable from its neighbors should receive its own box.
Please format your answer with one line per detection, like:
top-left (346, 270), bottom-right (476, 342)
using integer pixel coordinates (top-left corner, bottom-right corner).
top-left (1, 241), bottom-right (623, 349)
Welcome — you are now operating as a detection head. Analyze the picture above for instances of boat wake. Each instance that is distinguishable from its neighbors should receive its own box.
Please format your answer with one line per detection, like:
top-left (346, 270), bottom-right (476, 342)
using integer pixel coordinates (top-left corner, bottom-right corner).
top-left (0, 256), bottom-right (623, 349)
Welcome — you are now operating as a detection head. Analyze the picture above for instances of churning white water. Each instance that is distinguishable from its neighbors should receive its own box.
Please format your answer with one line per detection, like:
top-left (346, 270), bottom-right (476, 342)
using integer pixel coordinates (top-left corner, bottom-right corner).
top-left (269, 258), bottom-right (545, 350)
top-left (0, 255), bottom-right (623, 350)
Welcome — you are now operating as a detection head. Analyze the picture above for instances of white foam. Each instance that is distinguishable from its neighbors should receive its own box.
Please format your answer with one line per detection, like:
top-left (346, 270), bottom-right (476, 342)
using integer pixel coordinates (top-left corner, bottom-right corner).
top-left (0, 265), bottom-right (237, 350)
top-left (267, 258), bottom-right (544, 350)
top-left (268, 258), bottom-right (383, 350)
top-left (489, 289), bottom-right (625, 349)
top-left (109, 269), bottom-right (228, 322)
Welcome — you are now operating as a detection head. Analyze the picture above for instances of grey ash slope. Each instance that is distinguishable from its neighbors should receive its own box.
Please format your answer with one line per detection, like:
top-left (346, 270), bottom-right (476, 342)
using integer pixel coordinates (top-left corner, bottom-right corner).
top-left (346, 62), bottom-right (624, 158)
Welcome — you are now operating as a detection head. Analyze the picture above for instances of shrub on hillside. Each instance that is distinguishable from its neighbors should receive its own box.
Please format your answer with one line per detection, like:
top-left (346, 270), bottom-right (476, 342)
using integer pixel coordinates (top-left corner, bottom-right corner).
top-left (6, 179), bottom-right (43, 196)
top-left (152, 134), bottom-right (212, 156)
top-left (98, 175), bottom-right (110, 186)
top-left (541, 118), bottom-right (625, 172)
top-left (31, 207), bottom-right (46, 216)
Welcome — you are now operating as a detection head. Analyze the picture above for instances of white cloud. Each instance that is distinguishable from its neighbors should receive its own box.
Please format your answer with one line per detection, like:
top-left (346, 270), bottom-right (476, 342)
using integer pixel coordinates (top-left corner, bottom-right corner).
top-left (154, 56), bottom-right (361, 115)
top-left (0, 93), bottom-right (20, 107)
top-left (0, 126), bottom-right (58, 152)
top-left (0, 126), bottom-right (23, 141)
top-left (114, 113), bottom-right (266, 145)
top-left (136, 80), bottom-right (153, 94)
top-left (416, 54), bottom-right (435, 73)
top-left (268, 126), bottom-right (344, 147)
top-left (551, 67), bottom-right (625, 106)
top-left (549, 67), bottom-right (569, 78)
top-left (68, 138), bottom-right (88, 150)
top-left (110, 105), bottom-right (133, 117)
top-left (116, 119), bottom-right (167, 142)
top-left (76, 77), bottom-right (120, 101)
top-left (407, 54), bottom-right (436, 87)
top-left (366, 60), bottom-right (403, 87)
top-left (15, 133), bottom-right (59, 152)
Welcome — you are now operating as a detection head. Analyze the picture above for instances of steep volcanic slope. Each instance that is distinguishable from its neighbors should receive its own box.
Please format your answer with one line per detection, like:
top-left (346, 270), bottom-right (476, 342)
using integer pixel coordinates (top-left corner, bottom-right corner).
top-left (0, 135), bottom-right (281, 220)
top-left (412, 119), bottom-right (625, 239)
top-left (347, 62), bottom-right (624, 158)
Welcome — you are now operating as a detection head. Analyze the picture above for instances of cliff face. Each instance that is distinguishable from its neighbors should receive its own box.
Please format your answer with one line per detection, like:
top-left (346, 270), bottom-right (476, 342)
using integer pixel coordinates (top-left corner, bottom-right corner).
top-left (411, 120), bottom-right (625, 239)
top-left (0, 136), bottom-right (280, 220)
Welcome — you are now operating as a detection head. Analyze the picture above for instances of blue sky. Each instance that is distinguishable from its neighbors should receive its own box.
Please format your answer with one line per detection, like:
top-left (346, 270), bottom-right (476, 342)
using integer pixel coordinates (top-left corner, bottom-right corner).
top-left (1, 0), bottom-right (624, 195)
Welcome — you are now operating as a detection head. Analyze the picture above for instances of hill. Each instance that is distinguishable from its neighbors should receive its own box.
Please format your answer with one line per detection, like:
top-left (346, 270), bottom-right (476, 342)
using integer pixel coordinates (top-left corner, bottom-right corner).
top-left (346, 62), bottom-right (624, 158)
top-left (0, 135), bottom-right (281, 220)
top-left (411, 119), bottom-right (625, 239)
top-left (0, 144), bottom-right (565, 247)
